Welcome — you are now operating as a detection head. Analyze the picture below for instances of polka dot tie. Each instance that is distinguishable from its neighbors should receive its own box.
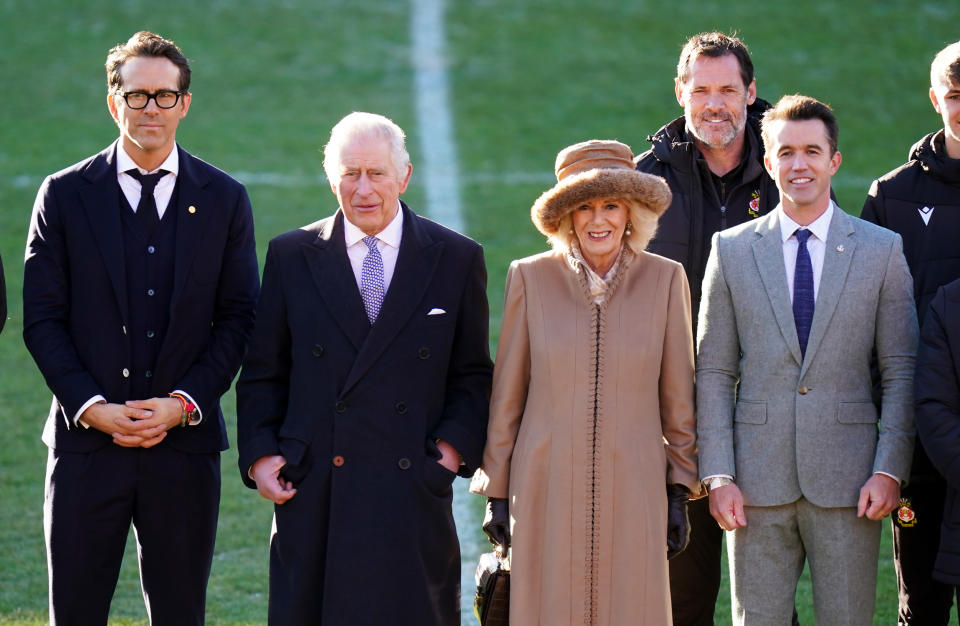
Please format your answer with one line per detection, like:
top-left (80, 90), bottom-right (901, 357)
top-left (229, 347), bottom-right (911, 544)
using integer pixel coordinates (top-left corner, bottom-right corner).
top-left (360, 236), bottom-right (385, 323)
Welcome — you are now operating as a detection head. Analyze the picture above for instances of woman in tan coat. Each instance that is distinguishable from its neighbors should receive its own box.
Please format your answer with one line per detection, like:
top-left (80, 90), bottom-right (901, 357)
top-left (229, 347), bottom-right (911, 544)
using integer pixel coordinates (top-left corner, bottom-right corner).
top-left (471, 140), bottom-right (700, 625)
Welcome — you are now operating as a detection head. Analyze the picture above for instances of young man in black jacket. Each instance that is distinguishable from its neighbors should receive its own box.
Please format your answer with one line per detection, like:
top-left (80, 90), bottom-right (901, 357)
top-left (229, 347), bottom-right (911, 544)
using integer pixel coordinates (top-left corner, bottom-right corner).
top-left (635, 32), bottom-right (780, 626)
top-left (861, 40), bottom-right (960, 626)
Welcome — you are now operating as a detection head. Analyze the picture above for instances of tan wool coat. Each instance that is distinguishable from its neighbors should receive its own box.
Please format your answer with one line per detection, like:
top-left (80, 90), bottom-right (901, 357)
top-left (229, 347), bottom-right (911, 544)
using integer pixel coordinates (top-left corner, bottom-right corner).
top-left (471, 248), bottom-right (699, 625)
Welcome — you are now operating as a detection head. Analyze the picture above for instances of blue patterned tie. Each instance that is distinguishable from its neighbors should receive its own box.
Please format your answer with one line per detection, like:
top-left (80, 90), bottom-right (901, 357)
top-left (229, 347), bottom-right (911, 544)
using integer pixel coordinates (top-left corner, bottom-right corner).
top-left (360, 236), bottom-right (385, 323)
top-left (793, 229), bottom-right (815, 358)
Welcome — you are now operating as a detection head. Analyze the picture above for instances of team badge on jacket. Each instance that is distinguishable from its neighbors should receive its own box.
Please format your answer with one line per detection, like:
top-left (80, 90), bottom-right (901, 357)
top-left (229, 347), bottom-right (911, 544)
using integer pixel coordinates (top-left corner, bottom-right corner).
top-left (748, 191), bottom-right (760, 218)
top-left (896, 498), bottom-right (917, 528)
top-left (918, 206), bottom-right (934, 226)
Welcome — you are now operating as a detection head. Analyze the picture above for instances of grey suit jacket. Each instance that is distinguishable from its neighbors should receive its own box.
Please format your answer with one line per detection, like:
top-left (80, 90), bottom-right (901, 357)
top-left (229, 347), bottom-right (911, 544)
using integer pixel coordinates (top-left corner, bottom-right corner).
top-left (696, 206), bottom-right (917, 508)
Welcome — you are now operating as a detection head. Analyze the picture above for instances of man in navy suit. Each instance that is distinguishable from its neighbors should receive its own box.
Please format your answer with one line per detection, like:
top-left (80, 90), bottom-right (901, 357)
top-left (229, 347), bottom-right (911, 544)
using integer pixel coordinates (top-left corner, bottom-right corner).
top-left (236, 112), bottom-right (492, 625)
top-left (23, 31), bottom-right (259, 625)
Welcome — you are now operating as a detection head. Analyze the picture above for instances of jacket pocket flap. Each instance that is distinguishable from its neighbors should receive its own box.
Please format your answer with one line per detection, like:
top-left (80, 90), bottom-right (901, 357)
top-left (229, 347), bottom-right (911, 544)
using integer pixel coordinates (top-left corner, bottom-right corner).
top-left (734, 401), bottom-right (767, 424)
top-left (837, 401), bottom-right (878, 424)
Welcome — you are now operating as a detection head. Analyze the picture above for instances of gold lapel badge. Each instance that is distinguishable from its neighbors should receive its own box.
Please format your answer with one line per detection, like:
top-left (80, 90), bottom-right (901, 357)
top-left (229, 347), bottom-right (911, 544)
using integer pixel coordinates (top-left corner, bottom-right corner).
top-left (896, 498), bottom-right (916, 528)
top-left (836, 244), bottom-right (844, 253)
top-left (188, 205), bottom-right (197, 214)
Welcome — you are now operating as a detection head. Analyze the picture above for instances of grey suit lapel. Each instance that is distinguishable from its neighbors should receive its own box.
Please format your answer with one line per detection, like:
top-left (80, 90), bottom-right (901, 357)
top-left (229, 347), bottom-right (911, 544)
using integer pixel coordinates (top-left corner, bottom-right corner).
top-left (752, 211), bottom-right (803, 366)
top-left (341, 204), bottom-right (442, 396)
top-left (79, 142), bottom-right (129, 324)
top-left (801, 207), bottom-right (856, 374)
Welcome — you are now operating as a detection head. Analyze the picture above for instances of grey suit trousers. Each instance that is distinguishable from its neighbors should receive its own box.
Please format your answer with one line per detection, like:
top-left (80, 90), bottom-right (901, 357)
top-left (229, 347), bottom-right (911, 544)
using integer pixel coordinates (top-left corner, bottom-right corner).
top-left (727, 498), bottom-right (881, 626)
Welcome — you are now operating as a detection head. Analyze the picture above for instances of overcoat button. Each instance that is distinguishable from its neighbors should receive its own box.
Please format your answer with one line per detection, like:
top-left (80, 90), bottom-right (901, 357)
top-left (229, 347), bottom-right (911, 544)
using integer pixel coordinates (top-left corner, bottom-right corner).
top-left (312, 344), bottom-right (325, 357)
top-left (418, 347), bottom-right (431, 360)
top-left (798, 386), bottom-right (809, 395)
top-left (335, 401), bottom-right (346, 413)
top-left (398, 458), bottom-right (411, 470)
top-left (332, 455), bottom-right (345, 467)
top-left (395, 402), bottom-right (407, 414)
top-left (122, 368), bottom-right (130, 378)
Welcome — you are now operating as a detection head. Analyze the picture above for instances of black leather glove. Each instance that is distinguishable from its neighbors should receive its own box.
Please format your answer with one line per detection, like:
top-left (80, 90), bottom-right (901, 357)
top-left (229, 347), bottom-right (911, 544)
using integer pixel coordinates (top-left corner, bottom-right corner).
top-left (666, 484), bottom-right (691, 560)
top-left (482, 497), bottom-right (511, 549)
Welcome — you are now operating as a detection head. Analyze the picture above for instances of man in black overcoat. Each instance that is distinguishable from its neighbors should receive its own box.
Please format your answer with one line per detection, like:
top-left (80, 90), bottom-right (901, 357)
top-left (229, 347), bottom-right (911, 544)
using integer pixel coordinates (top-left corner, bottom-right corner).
top-left (236, 111), bottom-right (493, 625)
top-left (23, 31), bottom-right (259, 625)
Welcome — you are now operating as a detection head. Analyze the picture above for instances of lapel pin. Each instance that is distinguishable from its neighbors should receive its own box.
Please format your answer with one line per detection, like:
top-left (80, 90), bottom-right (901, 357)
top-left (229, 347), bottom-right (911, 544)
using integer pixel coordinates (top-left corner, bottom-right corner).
top-left (188, 205), bottom-right (197, 214)
top-left (836, 244), bottom-right (844, 253)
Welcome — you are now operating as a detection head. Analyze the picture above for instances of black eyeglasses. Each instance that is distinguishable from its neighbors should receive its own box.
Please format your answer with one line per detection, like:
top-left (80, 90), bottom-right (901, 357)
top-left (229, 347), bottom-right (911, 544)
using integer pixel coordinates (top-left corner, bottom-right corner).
top-left (117, 90), bottom-right (184, 110)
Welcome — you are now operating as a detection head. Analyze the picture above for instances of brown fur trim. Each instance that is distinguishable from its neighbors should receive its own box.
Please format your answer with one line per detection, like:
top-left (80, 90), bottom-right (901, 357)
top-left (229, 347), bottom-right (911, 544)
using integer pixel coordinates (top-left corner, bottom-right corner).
top-left (531, 169), bottom-right (672, 236)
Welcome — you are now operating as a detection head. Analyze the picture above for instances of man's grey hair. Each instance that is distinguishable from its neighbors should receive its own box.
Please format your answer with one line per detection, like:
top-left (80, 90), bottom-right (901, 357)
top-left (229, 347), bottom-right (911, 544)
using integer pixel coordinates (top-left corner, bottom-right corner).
top-left (931, 41), bottom-right (960, 89)
top-left (323, 112), bottom-right (410, 183)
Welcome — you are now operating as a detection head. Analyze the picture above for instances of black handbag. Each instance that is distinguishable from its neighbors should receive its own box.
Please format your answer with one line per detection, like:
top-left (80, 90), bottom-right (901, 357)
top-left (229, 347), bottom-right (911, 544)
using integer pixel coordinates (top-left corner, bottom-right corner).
top-left (473, 546), bottom-right (510, 625)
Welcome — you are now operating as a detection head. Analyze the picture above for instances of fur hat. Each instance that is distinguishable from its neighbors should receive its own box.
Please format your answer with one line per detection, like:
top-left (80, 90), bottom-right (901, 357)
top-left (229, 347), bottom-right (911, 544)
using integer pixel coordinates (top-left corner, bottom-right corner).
top-left (531, 140), bottom-right (671, 238)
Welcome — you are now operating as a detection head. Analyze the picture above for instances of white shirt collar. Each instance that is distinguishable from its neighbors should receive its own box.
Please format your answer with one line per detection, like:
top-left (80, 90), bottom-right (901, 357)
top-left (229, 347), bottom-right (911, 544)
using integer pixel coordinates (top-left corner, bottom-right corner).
top-left (116, 142), bottom-right (180, 177)
top-left (343, 202), bottom-right (404, 248)
top-left (778, 200), bottom-right (834, 243)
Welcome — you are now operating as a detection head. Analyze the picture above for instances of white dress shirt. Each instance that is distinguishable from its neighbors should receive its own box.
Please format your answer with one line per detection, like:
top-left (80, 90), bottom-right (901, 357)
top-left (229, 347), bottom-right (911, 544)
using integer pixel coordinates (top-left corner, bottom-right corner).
top-left (343, 203), bottom-right (404, 292)
top-left (116, 143), bottom-right (179, 218)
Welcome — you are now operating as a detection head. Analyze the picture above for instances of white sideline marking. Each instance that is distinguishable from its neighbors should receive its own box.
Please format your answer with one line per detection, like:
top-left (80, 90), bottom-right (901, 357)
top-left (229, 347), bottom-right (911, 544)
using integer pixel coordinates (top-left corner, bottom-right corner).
top-left (411, 0), bottom-right (464, 234)
top-left (410, 2), bottom-right (485, 620)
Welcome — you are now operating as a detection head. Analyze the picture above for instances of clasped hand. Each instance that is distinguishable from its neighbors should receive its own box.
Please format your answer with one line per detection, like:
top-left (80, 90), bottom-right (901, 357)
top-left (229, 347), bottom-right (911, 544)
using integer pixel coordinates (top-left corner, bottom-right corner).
top-left (81, 397), bottom-right (183, 448)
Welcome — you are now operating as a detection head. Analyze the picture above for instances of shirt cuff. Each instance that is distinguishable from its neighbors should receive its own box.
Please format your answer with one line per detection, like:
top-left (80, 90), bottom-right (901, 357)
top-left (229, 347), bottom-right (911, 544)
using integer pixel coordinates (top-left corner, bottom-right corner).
top-left (875, 471), bottom-right (901, 485)
top-left (702, 473), bottom-right (734, 482)
top-left (75, 396), bottom-right (106, 429)
top-left (172, 389), bottom-right (202, 425)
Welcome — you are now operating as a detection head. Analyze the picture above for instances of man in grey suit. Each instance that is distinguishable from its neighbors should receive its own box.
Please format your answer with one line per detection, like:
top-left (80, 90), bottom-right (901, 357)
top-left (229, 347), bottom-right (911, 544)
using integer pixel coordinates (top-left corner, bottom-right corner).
top-left (696, 94), bottom-right (918, 624)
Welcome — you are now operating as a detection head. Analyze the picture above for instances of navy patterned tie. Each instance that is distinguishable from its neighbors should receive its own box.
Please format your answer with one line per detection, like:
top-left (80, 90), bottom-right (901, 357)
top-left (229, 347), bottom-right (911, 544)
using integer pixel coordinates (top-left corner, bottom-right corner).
top-left (127, 169), bottom-right (168, 231)
top-left (360, 236), bottom-right (385, 323)
top-left (793, 229), bottom-right (815, 358)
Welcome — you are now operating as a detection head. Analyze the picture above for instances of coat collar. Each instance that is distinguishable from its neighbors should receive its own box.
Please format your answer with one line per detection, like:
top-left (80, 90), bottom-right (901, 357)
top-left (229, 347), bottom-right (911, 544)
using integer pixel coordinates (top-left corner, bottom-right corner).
top-left (302, 202), bottom-right (445, 397)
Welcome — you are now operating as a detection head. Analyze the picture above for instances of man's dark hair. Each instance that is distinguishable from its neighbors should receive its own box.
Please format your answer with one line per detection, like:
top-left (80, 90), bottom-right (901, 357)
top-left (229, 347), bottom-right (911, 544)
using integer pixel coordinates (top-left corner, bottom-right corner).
top-left (105, 31), bottom-right (191, 93)
top-left (761, 94), bottom-right (839, 155)
top-left (676, 31), bottom-right (754, 88)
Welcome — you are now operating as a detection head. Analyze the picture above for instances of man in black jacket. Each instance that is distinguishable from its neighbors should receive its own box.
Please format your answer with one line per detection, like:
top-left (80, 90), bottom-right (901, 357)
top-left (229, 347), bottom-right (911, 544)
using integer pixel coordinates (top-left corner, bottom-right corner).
top-left (635, 31), bottom-right (779, 626)
top-left (861, 40), bottom-right (960, 625)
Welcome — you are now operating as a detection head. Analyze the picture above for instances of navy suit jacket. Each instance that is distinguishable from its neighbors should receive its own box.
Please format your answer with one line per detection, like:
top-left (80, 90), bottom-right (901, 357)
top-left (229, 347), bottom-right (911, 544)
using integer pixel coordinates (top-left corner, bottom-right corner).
top-left (24, 141), bottom-right (259, 454)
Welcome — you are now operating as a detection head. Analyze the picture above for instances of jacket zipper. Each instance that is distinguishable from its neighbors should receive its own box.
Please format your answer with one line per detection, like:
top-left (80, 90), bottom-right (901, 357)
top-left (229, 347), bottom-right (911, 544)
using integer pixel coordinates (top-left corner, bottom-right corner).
top-left (720, 180), bottom-right (728, 229)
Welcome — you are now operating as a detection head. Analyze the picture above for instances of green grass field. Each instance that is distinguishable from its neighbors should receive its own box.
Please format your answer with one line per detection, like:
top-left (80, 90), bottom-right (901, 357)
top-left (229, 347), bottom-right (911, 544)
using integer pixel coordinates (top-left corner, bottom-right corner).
top-left (2, 1), bottom-right (958, 623)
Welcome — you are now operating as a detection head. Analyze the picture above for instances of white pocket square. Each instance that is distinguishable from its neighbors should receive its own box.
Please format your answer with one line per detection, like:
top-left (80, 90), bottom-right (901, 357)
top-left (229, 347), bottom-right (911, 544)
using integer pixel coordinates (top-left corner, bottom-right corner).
top-left (427, 308), bottom-right (446, 316)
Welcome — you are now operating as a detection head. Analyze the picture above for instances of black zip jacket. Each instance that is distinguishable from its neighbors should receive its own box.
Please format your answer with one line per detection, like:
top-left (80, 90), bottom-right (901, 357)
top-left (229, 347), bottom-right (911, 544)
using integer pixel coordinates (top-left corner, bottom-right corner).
top-left (635, 99), bottom-right (779, 328)
top-left (862, 129), bottom-right (960, 483)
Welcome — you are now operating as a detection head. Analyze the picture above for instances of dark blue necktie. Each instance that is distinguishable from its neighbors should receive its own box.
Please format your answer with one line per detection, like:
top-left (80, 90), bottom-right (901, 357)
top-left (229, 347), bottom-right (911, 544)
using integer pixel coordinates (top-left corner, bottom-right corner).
top-left (127, 169), bottom-right (167, 231)
top-left (793, 229), bottom-right (815, 358)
